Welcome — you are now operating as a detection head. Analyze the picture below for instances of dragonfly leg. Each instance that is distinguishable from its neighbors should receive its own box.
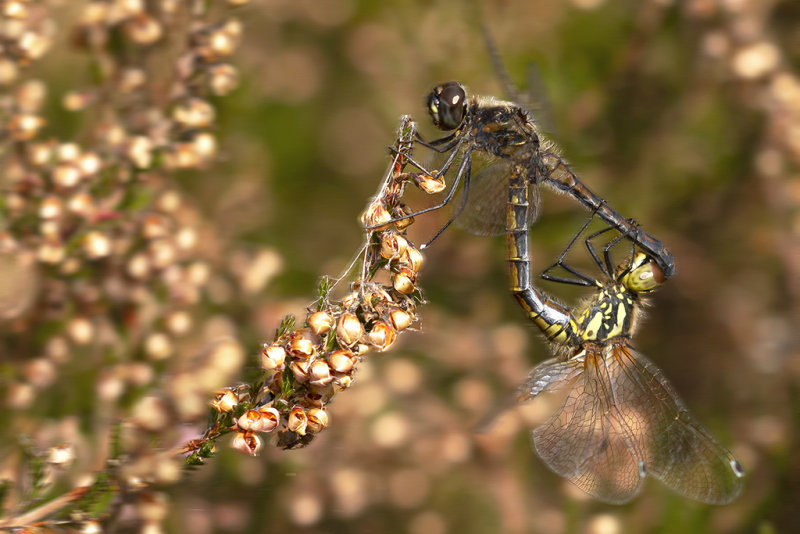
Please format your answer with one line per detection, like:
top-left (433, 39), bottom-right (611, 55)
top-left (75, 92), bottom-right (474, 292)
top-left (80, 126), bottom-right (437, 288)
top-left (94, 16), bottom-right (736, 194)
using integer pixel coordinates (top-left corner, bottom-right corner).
top-left (422, 151), bottom-right (473, 248)
top-left (541, 214), bottom-right (597, 287)
top-left (364, 147), bottom-right (474, 231)
top-left (541, 154), bottom-right (676, 279)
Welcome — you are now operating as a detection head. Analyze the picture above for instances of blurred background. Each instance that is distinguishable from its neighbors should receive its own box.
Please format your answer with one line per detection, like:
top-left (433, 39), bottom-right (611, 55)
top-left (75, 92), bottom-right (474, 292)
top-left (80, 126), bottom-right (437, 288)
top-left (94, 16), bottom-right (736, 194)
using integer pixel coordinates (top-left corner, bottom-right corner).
top-left (1, 0), bottom-right (798, 533)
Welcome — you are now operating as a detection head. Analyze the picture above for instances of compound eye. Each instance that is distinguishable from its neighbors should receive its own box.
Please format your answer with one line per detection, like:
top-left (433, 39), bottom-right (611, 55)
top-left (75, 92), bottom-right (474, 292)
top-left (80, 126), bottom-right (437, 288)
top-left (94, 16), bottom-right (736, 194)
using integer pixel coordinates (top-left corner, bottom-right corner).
top-left (624, 253), bottom-right (664, 293)
top-left (427, 81), bottom-right (466, 131)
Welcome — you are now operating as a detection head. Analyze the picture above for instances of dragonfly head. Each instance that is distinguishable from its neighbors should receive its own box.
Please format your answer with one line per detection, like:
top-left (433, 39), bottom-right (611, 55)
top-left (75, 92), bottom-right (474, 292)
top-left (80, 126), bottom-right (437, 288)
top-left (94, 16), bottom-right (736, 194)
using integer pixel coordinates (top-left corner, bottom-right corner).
top-left (427, 82), bottom-right (467, 131)
top-left (619, 252), bottom-right (664, 294)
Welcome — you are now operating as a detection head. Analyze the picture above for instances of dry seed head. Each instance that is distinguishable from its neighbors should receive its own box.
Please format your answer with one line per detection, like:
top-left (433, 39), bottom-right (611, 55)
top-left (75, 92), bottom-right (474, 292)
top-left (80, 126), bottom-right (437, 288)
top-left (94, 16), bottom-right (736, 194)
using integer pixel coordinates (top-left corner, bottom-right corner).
top-left (165, 310), bottom-right (192, 335)
top-left (308, 360), bottom-right (334, 387)
top-left (307, 311), bottom-right (334, 335)
top-left (336, 312), bottom-right (364, 347)
top-left (361, 199), bottom-right (391, 230)
top-left (142, 214), bottom-right (169, 239)
top-left (52, 163), bottom-right (81, 188)
top-left (3, 2), bottom-right (27, 19)
top-left (306, 408), bottom-right (329, 433)
top-left (392, 267), bottom-right (416, 294)
top-left (212, 389), bottom-right (238, 412)
top-left (237, 409), bottom-right (264, 432)
top-left (368, 321), bottom-right (396, 351)
top-left (380, 232), bottom-right (408, 260)
top-left (39, 196), bottom-right (63, 219)
top-left (288, 332), bottom-right (316, 358)
top-left (388, 308), bottom-right (413, 331)
top-left (415, 172), bottom-right (446, 194)
top-left (208, 64), bottom-right (239, 95)
top-left (328, 349), bottom-right (356, 373)
top-left (258, 406), bottom-right (280, 432)
top-left (37, 240), bottom-right (65, 264)
top-left (145, 332), bottom-right (173, 360)
top-left (193, 132), bottom-right (218, 160)
top-left (83, 231), bottom-right (112, 259)
top-left (68, 193), bottom-right (93, 217)
top-left (231, 430), bottom-right (261, 456)
top-left (402, 246), bottom-right (424, 273)
top-left (261, 344), bottom-right (286, 370)
top-left (288, 406), bottom-right (308, 435)
top-left (172, 98), bottom-right (215, 128)
top-left (46, 444), bottom-right (75, 467)
top-left (392, 204), bottom-right (414, 230)
top-left (127, 136), bottom-right (153, 169)
top-left (126, 14), bottom-right (163, 45)
top-left (78, 152), bottom-right (102, 176)
top-left (290, 358), bottom-right (313, 382)
top-left (334, 374), bottom-right (353, 391)
top-left (127, 253), bottom-right (150, 279)
top-left (9, 114), bottom-right (45, 140)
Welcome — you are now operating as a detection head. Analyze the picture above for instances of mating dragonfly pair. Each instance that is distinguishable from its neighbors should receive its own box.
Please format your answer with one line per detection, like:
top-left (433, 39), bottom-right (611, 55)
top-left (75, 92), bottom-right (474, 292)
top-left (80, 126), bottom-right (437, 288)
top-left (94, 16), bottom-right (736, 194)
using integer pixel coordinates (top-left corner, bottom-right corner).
top-left (367, 82), bottom-right (744, 504)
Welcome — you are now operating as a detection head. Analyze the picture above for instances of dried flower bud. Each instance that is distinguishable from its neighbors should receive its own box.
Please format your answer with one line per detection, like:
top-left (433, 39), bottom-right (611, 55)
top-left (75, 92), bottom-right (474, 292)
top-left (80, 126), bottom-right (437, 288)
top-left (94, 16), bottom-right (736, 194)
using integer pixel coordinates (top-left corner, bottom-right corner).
top-left (39, 196), bottom-right (63, 219)
top-left (231, 431), bottom-right (261, 456)
top-left (47, 444), bottom-right (75, 467)
top-left (9, 114), bottom-right (45, 140)
top-left (361, 199), bottom-right (391, 230)
top-left (287, 406), bottom-right (308, 436)
top-left (52, 163), bottom-right (81, 188)
top-left (328, 349), bottom-right (356, 373)
top-left (145, 332), bottom-right (173, 360)
top-left (290, 358), bottom-right (313, 382)
top-left (392, 204), bottom-right (414, 230)
top-left (368, 321), bottom-right (396, 351)
top-left (261, 344), bottom-right (286, 370)
top-left (127, 136), bottom-right (153, 169)
top-left (237, 409), bottom-right (264, 432)
top-left (414, 172), bottom-right (446, 194)
top-left (67, 317), bottom-right (94, 345)
top-left (402, 246), bottom-right (424, 273)
top-left (212, 389), bottom-right (238, 412)
top-left (388, 308), bottom-right (413, 331)
top-left (258, 406), bottom-right (280, 432)
top-left (392, 267), bottom-right (416, 294)
top-left (208, 63), bottom-right (239, 95)
top-left (334, 374), bottom-right (353, 390)
top-left (83, 231), bottom-right (111, 259)
top-left (306, 408), bottom-right (329, 433)
top-left (172, 98), bottom-right (215, 128)
top-left (308, 360), bottom-right (333, 387)
top-left (126, 14), bottom-right (163, 45)
top-left (307, 311), bottom-right (333, 335)
top-left (380, 232), bottom-right (408, 260)
top-left (37, 240), bottom-right (65, 264)
top-left (289, 332), bottom-right (315, 358)
top-left (336, 312), bottom-right (363, 347)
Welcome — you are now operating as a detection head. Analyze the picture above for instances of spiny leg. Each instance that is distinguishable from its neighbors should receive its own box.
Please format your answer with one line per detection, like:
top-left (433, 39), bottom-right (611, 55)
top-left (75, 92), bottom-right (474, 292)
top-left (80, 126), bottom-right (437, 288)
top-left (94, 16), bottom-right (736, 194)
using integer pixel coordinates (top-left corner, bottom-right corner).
top-left (541, 153), bottom-right (675, 279)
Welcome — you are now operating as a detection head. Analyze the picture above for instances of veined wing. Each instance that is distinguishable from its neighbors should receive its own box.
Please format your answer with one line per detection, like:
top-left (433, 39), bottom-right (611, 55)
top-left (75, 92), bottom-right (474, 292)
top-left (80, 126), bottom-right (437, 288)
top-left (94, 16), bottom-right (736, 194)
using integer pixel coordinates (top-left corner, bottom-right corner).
top-left (475, 356), bottom-right (579, 434)
top-left (454, 159), bottom-right (540, 237)
top-left (609, 344), bottom-right (745, 504)
top-left (532, 349), bottom-right (648, 504)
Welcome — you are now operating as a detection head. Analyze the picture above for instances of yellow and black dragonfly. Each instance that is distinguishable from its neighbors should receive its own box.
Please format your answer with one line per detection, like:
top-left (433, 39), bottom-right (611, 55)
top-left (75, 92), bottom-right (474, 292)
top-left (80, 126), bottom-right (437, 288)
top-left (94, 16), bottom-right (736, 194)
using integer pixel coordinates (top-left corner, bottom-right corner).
top-left (496, 219), bottom-right (745, 504)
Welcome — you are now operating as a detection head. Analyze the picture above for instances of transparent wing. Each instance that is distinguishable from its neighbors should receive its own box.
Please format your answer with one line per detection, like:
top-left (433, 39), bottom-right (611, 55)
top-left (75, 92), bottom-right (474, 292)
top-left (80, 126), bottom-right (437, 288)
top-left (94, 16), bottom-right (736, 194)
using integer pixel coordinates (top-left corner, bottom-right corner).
top-left (454, 159), bottom-right (540, 237)
top-left (610, 345), bottom-right (745, 504)
top-left (532, 349), bottom-right (647, 504)
top-left (475, 356), bottom-right (579, 434)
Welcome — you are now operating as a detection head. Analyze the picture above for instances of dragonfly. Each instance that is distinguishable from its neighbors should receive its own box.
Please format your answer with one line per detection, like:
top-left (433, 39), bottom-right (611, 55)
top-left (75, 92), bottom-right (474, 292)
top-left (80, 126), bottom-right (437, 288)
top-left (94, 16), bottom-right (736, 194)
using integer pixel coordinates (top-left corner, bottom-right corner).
top-left (370, 81), bottom-right (675, 281)
top-left (492, 218), bottom-right (745, 504)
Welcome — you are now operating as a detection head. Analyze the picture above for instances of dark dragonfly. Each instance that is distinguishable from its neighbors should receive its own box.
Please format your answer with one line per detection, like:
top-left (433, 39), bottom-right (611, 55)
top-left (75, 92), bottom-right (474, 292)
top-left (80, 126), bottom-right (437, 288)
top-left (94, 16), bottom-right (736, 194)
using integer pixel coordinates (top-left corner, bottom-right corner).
top-left (493, 220), bottom-right (744, 504)
top-left (370, 82), bottom-right (675, 281)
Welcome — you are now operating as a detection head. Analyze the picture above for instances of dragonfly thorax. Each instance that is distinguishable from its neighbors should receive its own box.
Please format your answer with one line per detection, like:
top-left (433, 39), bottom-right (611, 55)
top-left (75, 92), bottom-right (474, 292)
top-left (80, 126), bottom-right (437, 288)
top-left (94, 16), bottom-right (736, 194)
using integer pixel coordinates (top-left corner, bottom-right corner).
top-left (575, 284), bottom-right (637, 342)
